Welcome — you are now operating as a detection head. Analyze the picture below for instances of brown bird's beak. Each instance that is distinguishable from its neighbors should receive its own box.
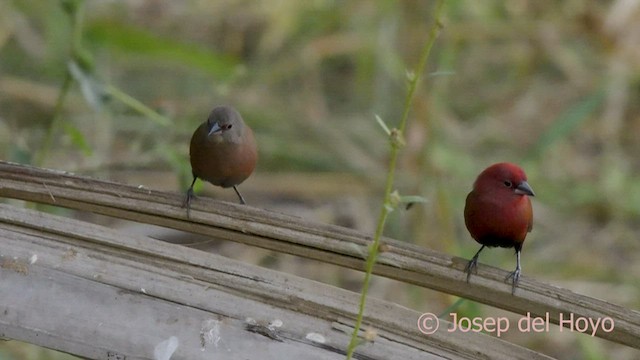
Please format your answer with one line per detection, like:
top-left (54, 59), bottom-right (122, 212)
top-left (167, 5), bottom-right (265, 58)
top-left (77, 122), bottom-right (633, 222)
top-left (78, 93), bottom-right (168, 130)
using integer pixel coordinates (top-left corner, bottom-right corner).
top-left (207, 122), bottom-right (222, 136)
top-left (515, 181), bottom-right (535, 196)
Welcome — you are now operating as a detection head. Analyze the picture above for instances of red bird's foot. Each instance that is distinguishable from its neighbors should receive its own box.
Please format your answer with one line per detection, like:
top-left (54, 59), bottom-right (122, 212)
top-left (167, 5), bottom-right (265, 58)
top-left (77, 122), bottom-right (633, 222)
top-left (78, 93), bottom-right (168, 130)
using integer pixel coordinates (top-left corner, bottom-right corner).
top-left (505, 267), bottom-right (521, 295)
top-left (505, 249), bottom-right (522, 295)
top-left (464, 256), bottom-right (479, 283)
top-left (464, 245), bottom-right (485, 283)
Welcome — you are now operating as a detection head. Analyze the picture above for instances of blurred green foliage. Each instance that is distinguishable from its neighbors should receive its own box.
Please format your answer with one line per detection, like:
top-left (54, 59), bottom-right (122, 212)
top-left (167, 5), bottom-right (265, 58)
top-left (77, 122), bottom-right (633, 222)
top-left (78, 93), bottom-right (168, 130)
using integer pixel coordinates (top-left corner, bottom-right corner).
top-left (86, 21), bottom-right (239, 78)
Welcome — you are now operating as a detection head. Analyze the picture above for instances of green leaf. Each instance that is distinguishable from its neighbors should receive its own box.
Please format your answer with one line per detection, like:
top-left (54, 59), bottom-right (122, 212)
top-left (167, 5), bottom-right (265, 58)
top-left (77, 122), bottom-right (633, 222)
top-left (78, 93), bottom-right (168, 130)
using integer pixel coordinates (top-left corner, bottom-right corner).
top-left (62, 121), bottom-right (92, 156)
top-left (86, 21), bottom-right (239, 79)
top-left (375, 114), bottom-right (391, 135)
top-left (9, 145), bottom-right (32, 164)
top-left (399, 195), bottom-right (428, 204)
top-left (67, 60), bottom-right (105, 110)
top-left (528, 88), bottom-right (605, 159)
top-left (104, 85), bottom-right (172, 127)
top-left (428, 70), bottom-right (455, 77)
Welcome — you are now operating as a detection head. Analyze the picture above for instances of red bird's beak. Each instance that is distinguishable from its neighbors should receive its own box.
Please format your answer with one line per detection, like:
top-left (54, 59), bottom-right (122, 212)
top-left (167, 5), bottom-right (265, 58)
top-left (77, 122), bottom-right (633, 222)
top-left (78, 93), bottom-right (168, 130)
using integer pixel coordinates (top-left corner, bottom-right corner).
top-left (515, 181), bottom-right (535, 196)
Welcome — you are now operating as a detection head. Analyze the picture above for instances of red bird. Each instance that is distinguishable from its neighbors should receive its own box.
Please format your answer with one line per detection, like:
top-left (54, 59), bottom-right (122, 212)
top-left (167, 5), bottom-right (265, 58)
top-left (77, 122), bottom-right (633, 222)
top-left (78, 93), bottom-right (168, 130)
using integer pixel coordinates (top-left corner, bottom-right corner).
top-left (464, 162), bottom-right (535, 294)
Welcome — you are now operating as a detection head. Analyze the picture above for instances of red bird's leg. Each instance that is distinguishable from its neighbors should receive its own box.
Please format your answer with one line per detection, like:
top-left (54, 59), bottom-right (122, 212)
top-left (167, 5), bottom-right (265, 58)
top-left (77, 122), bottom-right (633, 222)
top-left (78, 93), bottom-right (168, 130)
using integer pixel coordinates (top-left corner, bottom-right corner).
top-left (505, 249), bottom-right (521, 295)
top-left (183, 175), bottom-right (198, 218)
top-left (464, 245), bottom-right (485, 282)
top-left (233, 185), bottom-right (247, 205)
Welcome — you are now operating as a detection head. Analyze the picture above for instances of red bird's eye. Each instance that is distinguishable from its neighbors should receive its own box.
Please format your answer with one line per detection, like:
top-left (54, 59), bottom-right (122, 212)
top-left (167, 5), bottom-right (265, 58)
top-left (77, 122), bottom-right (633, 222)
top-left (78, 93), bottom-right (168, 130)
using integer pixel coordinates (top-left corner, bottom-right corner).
top-left (503, 180), bottom-right (512, 188)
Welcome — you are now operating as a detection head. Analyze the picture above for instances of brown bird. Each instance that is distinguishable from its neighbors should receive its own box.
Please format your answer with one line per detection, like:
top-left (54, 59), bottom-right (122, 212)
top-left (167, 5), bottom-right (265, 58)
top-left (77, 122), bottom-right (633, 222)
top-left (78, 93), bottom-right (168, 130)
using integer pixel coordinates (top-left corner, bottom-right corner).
top-left (463, 163), bottom-right (534, 294)
top-left (184, 105), bottom-right (257, 215)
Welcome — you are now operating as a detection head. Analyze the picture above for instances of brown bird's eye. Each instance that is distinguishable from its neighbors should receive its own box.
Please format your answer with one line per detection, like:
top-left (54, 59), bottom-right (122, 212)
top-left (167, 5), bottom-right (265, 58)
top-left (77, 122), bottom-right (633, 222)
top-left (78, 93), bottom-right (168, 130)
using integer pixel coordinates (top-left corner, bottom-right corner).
top-left (503, 180), bottom-right (512, 188)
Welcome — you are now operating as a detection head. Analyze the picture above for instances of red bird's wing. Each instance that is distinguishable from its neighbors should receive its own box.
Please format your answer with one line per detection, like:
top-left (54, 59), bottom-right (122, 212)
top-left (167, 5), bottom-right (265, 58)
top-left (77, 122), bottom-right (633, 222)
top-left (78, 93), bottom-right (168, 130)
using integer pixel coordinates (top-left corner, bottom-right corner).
top-left (464, 190), bottom-right (533, 247)
top-left (526, 197), bottom-right (533, 233)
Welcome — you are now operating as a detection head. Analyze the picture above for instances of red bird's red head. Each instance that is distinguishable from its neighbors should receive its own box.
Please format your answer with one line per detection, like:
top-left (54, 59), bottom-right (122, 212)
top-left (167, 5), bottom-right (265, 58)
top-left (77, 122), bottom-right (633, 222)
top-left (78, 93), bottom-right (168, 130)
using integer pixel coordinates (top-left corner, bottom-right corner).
top-left (464, 162), bottom-right (534, 249)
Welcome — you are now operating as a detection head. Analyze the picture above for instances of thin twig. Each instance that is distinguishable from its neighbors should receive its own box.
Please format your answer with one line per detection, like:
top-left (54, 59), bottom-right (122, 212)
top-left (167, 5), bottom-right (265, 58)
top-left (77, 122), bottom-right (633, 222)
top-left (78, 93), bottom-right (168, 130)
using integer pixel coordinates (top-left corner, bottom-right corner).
top-left (345, 1), bottom-right (446, 358)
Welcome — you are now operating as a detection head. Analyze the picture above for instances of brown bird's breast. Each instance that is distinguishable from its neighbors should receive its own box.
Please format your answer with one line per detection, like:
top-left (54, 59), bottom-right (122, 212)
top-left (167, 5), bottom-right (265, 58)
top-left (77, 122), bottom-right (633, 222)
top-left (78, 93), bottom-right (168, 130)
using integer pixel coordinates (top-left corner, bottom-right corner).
top-left (189, 125), bottom-right (258, 188)
top-left (464, 191), bottom-right (533, 249)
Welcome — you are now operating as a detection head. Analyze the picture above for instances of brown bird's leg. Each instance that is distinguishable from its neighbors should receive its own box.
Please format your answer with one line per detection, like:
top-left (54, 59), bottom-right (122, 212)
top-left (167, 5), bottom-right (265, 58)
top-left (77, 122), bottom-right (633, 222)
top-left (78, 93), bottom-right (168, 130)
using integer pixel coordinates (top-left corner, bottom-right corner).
top-left (233, 185), bottom-right (246, 205)
top-left (464, 245), bottom-right (485, 282)
top-left (505, 247), bottom-right (521, 295)
top-left (183, 175), bottom-right (198, 218)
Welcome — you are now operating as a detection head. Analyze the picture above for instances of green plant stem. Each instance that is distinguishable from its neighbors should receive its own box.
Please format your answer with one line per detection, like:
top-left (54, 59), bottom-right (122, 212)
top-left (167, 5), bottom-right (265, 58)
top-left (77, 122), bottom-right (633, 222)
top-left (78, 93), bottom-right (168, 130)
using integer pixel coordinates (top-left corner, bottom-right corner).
top-left (35, 0), bottom-right (85, 167)
top-left (35, 73), bottom-right (73, 167)
top-left (71, 1), bottom-right (84, 51)
top-left (398, 1), bottom-right (445, 134)
top-left (345, 1), bottom-right (445, 358)
top-left (438, 297), bottom-right (466, 318)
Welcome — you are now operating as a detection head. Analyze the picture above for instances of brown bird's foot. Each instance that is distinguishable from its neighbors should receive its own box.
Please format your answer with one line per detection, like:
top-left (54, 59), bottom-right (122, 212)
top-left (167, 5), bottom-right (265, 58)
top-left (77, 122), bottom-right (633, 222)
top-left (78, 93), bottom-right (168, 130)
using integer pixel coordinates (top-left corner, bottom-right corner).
top-left (183, 188), bottom-right (195, 218)
top-left (183, 177), bottom-right (198, 219)
top-left (233, 185), bottom-right (246, 205)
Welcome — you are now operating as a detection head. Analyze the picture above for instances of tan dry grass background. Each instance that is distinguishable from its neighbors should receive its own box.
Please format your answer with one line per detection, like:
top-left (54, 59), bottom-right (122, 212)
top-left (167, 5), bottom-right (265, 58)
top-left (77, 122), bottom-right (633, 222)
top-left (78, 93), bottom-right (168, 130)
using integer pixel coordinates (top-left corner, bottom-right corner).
top-left (1, 0), bottom-right (639, 359)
